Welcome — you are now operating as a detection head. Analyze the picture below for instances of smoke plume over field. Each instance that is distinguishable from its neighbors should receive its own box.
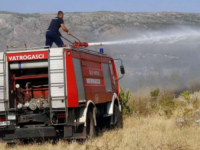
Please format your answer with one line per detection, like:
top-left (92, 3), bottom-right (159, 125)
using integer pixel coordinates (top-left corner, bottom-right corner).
top-left (96, 26), bottom-right (200, 93)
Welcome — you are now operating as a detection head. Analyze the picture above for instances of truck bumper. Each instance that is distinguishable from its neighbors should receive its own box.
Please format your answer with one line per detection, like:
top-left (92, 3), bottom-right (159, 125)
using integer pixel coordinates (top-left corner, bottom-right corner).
top-left (0, 127), bottom-right (57, 140)
top-left (0, 125), bottom-right (15, 138)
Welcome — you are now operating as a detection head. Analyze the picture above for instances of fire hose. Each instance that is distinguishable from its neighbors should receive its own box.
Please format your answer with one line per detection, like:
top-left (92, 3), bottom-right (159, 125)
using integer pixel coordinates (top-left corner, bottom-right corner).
top-left (61, 34), bottom-right (104, 48)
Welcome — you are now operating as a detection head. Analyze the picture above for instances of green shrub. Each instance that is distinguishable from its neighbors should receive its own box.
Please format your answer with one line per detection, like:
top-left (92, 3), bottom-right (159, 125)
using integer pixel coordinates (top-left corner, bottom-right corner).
top-left (119, 87), bottom-right (131, 116)
top-left (181, 90), bottom-right (190, 101)
top-left (159, 93), bottom-right (175, 118)
top-left (150, 88), bottom-right (160, 98)
top-left (150, 88), bottom-right (161, 113)
top-left (151, 90), bottom-right (176, 118)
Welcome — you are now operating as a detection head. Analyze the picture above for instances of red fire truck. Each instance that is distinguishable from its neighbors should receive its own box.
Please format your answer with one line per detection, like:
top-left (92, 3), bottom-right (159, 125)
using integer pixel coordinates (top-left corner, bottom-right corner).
top-left (0, 43), bottom-right (125, 143)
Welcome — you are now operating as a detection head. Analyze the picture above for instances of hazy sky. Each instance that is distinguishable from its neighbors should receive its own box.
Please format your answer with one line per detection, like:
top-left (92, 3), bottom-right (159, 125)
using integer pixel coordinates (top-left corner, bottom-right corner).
top-left (0, 0), bottom-right (199, 13)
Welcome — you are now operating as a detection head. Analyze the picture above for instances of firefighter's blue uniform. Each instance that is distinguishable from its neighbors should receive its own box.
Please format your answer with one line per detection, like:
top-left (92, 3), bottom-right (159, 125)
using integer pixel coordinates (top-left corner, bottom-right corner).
top-left (46, 17), bottom-right (64, 47)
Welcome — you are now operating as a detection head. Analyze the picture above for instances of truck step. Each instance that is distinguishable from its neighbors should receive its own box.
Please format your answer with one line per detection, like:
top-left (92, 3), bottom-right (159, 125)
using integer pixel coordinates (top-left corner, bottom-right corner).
top-left (103, 114), bottom-right (113, 117)
top-left (74, 122), bottom-right (84, 126)
top-left (0, 100), bottom-right (8, 102)
top-left (65, 122), bottom-right (85, 126)
top-left (50, 122), bottom-right (84, 126)
top-left (51, 110), bottom-right (66, 112)
top-left (8, 108), bottom-right (17, 111)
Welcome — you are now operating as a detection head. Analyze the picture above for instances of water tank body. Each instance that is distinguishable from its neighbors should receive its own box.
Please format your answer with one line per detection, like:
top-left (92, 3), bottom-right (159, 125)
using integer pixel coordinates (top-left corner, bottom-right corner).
top-left (10, 61), bottom-right (48, 70)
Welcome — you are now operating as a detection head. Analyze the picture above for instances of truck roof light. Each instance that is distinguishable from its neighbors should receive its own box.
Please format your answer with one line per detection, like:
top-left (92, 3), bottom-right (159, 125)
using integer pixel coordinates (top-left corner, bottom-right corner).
top-left (100, 48), bottom-right (104, 54)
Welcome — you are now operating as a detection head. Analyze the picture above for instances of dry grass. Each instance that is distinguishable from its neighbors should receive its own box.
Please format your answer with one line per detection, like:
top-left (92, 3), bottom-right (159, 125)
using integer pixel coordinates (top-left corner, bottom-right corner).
top-left (1, 116), bottom-right (199, 150)
top-left (2, 90), bottom-right (200, 150)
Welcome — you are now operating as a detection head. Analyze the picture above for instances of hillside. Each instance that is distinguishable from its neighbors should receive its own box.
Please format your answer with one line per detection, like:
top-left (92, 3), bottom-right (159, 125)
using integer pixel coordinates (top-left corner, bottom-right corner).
top-left (1, 11), bottom-right (200, 48)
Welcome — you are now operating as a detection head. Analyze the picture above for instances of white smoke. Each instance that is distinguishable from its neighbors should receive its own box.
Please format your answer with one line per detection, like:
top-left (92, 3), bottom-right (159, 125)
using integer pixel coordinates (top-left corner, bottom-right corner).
top-left (89, 27), bottom-right (200, 46)
top-left (90, 26), bottom-right (200, 92)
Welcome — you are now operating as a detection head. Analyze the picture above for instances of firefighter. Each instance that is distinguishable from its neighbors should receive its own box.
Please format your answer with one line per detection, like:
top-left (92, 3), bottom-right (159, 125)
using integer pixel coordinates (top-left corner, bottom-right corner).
top-left (46, 11), bottom-right (71, 48)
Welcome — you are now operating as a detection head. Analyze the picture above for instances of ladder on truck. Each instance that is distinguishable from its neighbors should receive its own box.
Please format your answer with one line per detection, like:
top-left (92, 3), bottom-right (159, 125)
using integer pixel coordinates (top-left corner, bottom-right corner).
top-left (0, 53), bottom-right (8, 126)
top-left (48, 48), bottom-right (68, 125)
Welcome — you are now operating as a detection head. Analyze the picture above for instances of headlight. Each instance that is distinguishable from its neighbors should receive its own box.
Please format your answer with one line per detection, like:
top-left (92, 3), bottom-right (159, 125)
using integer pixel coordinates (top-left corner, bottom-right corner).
top-left (24, 102), bottom-right (30, 107)
top-left (17, 103), bottom-right (23, 109)
top-left (29, 103), bottom-right (37, 111)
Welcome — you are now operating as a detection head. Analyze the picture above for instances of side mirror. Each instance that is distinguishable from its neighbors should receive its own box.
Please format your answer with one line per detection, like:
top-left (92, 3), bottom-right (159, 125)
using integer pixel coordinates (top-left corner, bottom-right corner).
top-left (120, 65), bottom-right (125, 75)
top-left (113, 58), bottom-right (125, 80)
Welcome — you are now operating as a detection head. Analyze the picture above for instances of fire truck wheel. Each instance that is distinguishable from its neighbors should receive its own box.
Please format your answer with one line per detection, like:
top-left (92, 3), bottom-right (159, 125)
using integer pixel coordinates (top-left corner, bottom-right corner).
top-left (114, 104), bottom-right (123, 128)
top-left (6, 141), bottom-right (17, 147)
top-left (86, 110), bottom-right (96, 139)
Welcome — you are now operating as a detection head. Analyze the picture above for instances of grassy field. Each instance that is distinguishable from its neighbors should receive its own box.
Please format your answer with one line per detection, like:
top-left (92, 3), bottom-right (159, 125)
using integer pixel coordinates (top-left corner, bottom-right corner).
top-left (1, 89), bottom-right (200, 150)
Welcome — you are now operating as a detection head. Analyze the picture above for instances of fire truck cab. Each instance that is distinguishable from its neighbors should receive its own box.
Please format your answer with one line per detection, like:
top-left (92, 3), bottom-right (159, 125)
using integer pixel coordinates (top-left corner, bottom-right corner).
top-left (0, 46), bottom-right (124, 142)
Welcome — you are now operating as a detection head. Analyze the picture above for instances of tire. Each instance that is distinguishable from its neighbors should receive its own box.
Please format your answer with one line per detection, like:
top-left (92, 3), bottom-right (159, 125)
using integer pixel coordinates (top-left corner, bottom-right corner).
top-left (86, 110), bottom-right (96, 139)
top-left (114, 104), bottom-right (123, 128)
top-left (6, 142), bottom-right (16, 147)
